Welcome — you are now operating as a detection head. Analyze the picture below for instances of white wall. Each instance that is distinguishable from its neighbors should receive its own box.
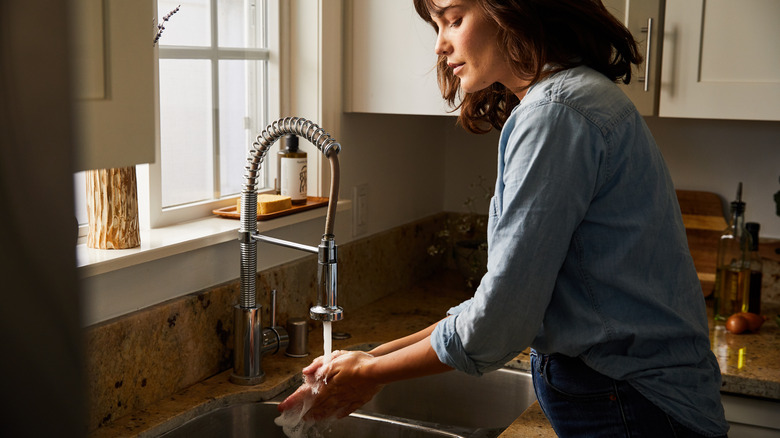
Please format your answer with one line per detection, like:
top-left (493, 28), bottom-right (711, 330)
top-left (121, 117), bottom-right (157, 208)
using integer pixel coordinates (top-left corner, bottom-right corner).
top-left (339, 112), bottom-right (449, 236)
top-left (647, 117), bottom-right (780, 238)
top-left (443, 122), bottom-right (500, 215)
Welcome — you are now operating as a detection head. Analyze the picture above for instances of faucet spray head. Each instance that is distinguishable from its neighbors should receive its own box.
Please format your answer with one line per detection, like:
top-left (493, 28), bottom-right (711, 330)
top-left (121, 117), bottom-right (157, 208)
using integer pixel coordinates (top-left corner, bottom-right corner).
top-left (310, 235), bottom-right (343, 321)
top-left (310, 305), bottom-right (344, 321)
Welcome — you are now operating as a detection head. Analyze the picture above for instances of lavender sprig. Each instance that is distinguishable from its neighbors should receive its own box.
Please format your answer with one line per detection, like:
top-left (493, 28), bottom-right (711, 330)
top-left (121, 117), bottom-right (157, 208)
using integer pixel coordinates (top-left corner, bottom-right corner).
top-left (153, 5), bottom-right (181, 46)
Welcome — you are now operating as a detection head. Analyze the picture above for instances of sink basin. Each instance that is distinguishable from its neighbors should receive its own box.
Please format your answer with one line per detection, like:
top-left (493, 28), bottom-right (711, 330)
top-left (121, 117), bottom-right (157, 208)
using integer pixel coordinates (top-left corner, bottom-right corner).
top-left (158, 402), bottom-right (461, 438)
top-left (361, 367), bottom-right (536, 433)
top-left (158, 367), bottom-right (535, 438)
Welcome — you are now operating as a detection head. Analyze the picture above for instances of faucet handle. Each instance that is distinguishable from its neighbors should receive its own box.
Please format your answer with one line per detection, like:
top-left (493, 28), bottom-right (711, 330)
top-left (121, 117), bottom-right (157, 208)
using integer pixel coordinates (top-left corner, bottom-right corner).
top-left (270, 289), bottom-right (278, 327)
top-left (261, 325), bottom-right (289, 355)
top-left (261, 289), bottom-right (289, 354)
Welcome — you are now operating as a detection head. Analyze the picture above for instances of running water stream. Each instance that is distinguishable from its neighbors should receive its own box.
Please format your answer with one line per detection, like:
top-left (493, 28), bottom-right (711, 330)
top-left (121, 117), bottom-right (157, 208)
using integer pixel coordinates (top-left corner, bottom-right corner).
top-left (323, 321), bottom-right (332, 363)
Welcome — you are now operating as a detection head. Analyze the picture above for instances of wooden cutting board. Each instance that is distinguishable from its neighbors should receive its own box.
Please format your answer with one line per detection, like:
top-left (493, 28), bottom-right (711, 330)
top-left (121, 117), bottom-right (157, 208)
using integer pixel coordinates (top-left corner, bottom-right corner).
top-left (676, 190), bottom-right (727, 297)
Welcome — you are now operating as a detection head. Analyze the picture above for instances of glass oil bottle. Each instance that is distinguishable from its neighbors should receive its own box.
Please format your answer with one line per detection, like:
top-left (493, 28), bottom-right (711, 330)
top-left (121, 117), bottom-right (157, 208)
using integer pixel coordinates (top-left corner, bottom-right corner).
top-left (713, 183), bottom-right (752, 321)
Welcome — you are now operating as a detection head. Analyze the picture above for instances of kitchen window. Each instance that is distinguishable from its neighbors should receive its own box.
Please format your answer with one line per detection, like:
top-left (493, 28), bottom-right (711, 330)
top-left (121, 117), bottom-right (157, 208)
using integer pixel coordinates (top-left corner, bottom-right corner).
top-left (74, 0), bottom-right (347, 325)
top-left (74, 0), bottom-right (280, 231)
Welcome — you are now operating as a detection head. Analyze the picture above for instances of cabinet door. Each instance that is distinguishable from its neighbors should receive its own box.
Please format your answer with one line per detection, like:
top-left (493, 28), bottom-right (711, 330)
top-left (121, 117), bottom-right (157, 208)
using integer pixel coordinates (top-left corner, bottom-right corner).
top-left (344, 0), bottom-right (455, 116)
top-left (660, 0), bottom-right (780, 121)
top-left (603, 0), bottom-right (664, 116)
top-left (72, 0), bottom-right (156, 171)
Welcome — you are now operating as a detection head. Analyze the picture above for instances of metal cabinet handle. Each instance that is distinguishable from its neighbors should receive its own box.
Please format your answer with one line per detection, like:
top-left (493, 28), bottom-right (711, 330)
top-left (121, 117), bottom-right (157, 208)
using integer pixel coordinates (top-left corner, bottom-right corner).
top-left (641, 17), bottom-right (653, 92)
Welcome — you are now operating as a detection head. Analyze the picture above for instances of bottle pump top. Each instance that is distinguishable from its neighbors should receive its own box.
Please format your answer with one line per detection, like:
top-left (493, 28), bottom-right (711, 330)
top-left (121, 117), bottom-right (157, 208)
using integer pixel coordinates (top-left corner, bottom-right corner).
top-left (284, 134), bottom-right (299, 152)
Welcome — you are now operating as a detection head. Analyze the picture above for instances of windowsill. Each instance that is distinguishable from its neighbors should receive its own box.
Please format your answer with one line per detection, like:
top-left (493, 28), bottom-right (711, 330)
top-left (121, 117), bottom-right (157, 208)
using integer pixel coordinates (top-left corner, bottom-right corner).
top-left (77, 199), bottom-right (352, 278)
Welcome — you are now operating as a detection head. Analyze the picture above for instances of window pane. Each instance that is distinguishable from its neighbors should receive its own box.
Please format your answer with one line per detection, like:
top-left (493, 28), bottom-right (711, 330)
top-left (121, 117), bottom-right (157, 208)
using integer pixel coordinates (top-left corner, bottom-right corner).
top-left (159, 59), bottom-right (214, 207)
top-left (218, 0), bottom-right (266, 48)
top-left (218, 60), bottom-right (266, 195)
top-left (158, 0), bottom-right (211, 47)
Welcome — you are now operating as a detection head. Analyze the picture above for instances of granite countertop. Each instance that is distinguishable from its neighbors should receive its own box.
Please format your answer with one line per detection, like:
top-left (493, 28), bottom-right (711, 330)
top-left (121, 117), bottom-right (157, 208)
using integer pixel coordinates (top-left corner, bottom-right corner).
top-left (94, 273), bottom-right (780, 438)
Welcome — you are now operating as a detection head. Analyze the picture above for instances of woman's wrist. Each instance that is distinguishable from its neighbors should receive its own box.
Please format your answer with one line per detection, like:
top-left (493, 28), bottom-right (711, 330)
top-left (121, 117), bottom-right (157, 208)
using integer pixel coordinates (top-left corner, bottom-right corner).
top-left (367, 343), bottom-right (395, 357)
top-left (354, 352), bottom-right (387, 386)
top-left (367, 319), bottom-right (443, 357)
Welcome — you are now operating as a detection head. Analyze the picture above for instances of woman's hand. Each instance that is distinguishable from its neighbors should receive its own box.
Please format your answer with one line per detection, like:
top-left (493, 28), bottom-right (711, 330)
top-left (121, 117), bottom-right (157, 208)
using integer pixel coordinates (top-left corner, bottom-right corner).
top-left (277, 350), bottom-right (384, 421)
top-left (277, 327), bottom-right (452, 422)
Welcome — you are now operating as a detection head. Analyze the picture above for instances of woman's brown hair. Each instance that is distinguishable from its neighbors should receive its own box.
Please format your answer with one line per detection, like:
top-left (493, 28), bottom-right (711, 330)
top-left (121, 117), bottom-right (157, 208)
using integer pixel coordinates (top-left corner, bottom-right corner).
top-left (413, 0), bottom-right (642, 133)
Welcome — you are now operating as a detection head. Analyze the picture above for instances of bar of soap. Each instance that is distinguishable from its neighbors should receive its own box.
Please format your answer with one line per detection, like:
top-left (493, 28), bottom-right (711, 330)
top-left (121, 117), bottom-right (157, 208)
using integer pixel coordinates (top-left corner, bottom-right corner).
top-left (236, 194), bottom-right (292, 214)
top-left (258, 194), bottom-right (293, 214)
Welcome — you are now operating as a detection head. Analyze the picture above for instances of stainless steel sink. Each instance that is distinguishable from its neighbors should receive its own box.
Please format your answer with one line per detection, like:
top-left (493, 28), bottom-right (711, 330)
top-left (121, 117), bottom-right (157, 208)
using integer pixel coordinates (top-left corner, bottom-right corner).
top-left (360, 367), bottom-right (536, 433)
top-left (158, 367), bottom-right (536, 438)
top-left (158, 402), bottom-right (463, 438)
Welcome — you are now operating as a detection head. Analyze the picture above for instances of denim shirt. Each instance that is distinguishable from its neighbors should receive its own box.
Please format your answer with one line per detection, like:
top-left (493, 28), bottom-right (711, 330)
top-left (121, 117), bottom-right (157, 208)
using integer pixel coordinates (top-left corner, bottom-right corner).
top-left (431, 66), bottom-right (728, 435)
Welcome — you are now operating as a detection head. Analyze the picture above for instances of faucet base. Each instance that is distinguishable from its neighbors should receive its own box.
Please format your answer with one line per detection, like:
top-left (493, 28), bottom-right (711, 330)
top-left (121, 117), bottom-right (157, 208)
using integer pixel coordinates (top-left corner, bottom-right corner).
top-left (229, 373), bottom-right (266, 386)
top-left (231, 305), bottom-right (265, 385)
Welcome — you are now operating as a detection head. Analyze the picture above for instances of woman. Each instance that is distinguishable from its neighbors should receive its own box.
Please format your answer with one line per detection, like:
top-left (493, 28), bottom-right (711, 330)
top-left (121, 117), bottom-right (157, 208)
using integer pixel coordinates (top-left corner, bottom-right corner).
top-left (279, 1), bottom-right (729, 436)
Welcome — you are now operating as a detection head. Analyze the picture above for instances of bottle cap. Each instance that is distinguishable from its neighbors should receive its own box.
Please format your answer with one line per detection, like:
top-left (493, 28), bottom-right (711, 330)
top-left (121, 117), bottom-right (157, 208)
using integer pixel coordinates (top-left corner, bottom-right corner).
top-left (731, 200), bottom-right (746, 214)
top-left (731, 182), bottom-right (746, 213)
top-left (284, 134), bottom-right (299, 152)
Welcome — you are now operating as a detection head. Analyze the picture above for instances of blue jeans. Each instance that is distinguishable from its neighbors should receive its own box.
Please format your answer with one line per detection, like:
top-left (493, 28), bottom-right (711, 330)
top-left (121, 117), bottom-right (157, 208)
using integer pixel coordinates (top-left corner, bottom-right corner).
top-left (530, 350), bottom-right (727, 438)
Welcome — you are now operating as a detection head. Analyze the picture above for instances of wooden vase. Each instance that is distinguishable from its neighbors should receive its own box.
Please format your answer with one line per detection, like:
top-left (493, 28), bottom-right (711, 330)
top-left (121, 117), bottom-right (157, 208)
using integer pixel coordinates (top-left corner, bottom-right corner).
top-left (86, 167), bottom-right (140, 249)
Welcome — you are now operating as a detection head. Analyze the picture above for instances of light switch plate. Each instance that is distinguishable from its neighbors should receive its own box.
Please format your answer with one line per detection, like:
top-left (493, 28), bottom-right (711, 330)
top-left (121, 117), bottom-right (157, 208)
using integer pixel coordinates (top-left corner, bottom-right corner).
top-left (353, 183), bottom-right (369, 237)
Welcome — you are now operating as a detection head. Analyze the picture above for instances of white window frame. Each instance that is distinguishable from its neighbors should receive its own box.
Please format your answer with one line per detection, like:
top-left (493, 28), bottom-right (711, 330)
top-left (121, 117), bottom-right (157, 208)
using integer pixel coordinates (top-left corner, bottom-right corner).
top-left (138, 0), bottom-right (282, 229)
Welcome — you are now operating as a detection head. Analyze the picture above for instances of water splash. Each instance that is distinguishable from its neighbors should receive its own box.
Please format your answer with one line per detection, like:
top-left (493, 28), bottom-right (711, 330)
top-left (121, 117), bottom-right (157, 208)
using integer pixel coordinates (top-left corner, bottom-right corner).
top-left (274, 322), bottom-right (336, 437)
top-left (274, 365), bottom-right (337, 437)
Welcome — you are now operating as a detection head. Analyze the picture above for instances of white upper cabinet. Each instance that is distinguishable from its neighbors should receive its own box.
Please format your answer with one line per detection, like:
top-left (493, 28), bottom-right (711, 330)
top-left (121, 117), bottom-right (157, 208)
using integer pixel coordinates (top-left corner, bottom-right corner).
top-left (346, 0), bottom-right (779, 121)
top-left (72, 0), bottom-right (156, 171)
top-left (659, 0), bottom-right (780, 121)
top-left (603, 0), bottom-right (664, 116)
top-left (344, 0), bottom-right (455, 116)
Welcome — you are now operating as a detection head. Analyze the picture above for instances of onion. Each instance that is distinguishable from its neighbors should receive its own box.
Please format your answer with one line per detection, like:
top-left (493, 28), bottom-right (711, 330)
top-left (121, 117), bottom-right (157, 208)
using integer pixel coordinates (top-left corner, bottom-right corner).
top-left (736, 312), bottom-right (765, 332)
top-left (726, 314), bottom-right (748, 334)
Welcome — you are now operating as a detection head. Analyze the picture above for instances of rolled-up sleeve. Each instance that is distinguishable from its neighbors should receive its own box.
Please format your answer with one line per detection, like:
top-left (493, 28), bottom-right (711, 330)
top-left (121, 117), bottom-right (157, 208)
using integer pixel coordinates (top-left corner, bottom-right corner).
top-left (431, 99), bottom-right (606, 375)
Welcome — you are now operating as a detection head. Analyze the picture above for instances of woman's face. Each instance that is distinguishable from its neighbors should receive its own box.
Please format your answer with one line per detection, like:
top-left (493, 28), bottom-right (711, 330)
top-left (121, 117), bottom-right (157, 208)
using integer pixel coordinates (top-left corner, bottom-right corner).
top-left (429, 0), bottom-right (527, 96)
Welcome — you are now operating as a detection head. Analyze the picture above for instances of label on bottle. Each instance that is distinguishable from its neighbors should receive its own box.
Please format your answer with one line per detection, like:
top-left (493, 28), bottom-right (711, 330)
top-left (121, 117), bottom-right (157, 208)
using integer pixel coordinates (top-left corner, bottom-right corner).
top-left (280, 157), bottom-right (307, 202)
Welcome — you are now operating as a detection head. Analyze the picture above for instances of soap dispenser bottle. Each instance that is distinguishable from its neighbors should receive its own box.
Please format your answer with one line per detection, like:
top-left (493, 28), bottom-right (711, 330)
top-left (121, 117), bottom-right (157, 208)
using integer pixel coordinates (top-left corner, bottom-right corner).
top-left (277, 135), bottom-right (307, 205)
top-left (713, 182), bottom-right (752, 321)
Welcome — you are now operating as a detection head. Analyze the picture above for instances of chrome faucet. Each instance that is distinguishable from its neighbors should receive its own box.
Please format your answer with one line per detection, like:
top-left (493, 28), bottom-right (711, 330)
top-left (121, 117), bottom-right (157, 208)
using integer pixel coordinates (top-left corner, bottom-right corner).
top-left (230, 117), bottom-right (344, 386)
